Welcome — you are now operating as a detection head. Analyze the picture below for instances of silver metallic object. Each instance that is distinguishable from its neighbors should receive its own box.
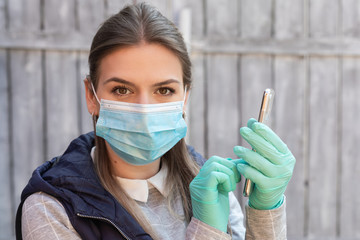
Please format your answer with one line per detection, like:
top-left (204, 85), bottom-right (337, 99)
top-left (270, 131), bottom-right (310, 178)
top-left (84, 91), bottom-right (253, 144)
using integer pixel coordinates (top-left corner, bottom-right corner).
top-left (243, 88), bottom-right (275, 197)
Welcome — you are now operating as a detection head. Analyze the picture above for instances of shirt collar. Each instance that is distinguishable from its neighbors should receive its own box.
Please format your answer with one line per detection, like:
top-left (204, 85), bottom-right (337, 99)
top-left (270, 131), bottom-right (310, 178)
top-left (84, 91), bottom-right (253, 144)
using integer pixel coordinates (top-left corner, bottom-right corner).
top-left (114, 165), bottom-right (169, 203)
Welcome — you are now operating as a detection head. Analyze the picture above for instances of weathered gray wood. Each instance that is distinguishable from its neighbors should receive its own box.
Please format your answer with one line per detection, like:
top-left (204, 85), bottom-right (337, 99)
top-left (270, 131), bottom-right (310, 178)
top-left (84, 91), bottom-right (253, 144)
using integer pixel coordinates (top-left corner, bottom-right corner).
top-left (206, 54), bottom-right (239, 158)
top-left (45, 51), bottom-right (80, 159)
top-left (340, 58), bottom-right (360, 238)
top-left (173, 0), bottom-right (204, 38)
top-left (10, 50), bottom-right (44, 214)
top-left (7, 0), bottom-right (40, 31)
top-left (310, 0), bottom-right (338, 37)
top-left (77, 0), bottom-right (105, 34)
top-left (105, 0), bottom-right (133, 18)
top-left (308, 57), bottom-right (338, 237)
top-left (78, 52), bottom-right (93, 134)
top-left (239, 55), bottom-right (273, 130)
top-left (274, 56), bottom-right (305, 237)
top-left (188, 53), bottom-right (206, 157)
top-left (206, 0), bottom-right (238, 37)
top-left (44, 0), bottom-right (75, 32)
top-left (342, 0), bottom-right (360, 37)
top-left (0, 0), bottom-right (6, 30)
top-left (0, 50), bottom-right (13, 239)
top-left (241, 0), bottom-right (272, 38)
top-left (274, 0), bottom-right (303, 39)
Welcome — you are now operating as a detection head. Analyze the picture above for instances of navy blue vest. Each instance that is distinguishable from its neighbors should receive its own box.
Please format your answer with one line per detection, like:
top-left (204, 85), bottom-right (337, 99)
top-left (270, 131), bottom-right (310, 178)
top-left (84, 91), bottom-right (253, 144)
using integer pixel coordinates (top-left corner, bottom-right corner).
top-left (15, 132), bottom-right (205, 240)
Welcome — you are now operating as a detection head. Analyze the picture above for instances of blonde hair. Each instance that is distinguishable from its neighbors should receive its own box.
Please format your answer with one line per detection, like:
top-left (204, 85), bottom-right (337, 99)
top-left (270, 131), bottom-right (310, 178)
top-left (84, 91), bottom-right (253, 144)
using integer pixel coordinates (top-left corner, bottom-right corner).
top-left (88, 3), bottom-right (199, 238)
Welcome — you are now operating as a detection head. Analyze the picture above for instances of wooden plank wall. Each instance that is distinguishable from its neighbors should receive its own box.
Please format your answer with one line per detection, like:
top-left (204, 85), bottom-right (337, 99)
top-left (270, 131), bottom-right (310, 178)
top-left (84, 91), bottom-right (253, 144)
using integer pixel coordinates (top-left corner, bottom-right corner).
top-left (0, 1), bottom-right (359, 239)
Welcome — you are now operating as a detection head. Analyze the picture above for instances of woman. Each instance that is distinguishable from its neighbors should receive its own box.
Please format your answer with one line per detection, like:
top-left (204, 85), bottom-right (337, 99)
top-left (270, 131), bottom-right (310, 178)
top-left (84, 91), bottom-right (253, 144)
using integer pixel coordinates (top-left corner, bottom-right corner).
top-left (16, 3), bottom-right (295, 240)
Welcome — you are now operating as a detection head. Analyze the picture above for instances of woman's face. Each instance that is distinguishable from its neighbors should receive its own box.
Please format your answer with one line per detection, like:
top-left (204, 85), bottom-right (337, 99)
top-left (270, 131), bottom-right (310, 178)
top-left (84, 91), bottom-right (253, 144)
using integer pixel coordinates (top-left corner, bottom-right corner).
top-left (87, 43), bottom-right (187, 115)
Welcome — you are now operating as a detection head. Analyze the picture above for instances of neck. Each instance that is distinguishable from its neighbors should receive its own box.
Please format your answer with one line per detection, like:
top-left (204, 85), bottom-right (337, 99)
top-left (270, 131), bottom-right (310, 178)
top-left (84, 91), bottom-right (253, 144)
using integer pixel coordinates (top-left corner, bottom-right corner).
top-left (105, 141), bottom-right (161, 179)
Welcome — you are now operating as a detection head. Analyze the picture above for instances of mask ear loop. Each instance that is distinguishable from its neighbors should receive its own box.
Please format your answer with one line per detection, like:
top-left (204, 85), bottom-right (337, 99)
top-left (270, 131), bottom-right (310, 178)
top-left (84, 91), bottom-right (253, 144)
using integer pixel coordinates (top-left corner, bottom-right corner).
top-left (87, 76), bottom-right (101, 105)
top-left (183, 87), bottom-right (188, 118)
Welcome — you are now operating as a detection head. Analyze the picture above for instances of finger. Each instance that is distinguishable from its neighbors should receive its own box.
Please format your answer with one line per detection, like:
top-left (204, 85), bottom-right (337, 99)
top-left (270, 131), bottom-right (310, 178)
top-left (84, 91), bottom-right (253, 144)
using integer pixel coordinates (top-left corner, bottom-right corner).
top-left (233, 146), bottom-right (283, 178)
top-left (199, 161), bottom-right (237, 190)
top-left (236, 163), bottom-right (269, 187)
top-left (240, 127), bottom-right (284, 165)
top-left (205, 156), bottom-right (236, 170)
top-left (210, 171), bottom-right (235, 193)
top-left (203, 156), bottom-right (241, 183)
top-left (250, 121), bottom-right (289, 154)
top-left (247, 118), bottom-right (258, 128)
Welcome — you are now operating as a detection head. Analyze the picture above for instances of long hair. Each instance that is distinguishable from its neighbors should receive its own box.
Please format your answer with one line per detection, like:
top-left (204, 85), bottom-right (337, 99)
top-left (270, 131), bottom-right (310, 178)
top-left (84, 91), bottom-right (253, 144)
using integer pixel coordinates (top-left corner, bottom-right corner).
top-left (87, 3), bottom-right (199, 238)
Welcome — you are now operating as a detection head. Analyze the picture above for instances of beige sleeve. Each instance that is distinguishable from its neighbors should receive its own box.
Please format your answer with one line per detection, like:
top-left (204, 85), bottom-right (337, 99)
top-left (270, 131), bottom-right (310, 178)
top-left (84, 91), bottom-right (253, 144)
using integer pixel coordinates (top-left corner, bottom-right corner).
top-left (22, 192), bottom-right (81, 240)
top-left (245, 198), bottom-right (287, 240)
top-left (186, 217), bottom-right (232, 240)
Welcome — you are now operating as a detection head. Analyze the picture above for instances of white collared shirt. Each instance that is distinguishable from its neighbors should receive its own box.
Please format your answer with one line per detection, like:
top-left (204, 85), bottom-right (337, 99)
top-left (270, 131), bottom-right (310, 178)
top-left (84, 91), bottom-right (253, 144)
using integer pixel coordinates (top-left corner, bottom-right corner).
top-left (114, 164), bottom-right (169, 203)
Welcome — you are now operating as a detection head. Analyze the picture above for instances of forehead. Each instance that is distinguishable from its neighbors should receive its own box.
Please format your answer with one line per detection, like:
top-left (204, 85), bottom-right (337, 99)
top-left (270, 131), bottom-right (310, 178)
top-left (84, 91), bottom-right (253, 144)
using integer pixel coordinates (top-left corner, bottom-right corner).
top-left (98, 43), bottom-right (183, 85)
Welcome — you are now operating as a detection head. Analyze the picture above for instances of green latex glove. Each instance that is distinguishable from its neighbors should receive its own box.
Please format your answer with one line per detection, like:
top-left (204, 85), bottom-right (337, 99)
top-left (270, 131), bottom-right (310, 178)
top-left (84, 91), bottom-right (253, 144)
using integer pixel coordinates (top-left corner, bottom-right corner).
top-left (234, 118), bottom-right (295, 210)
top-left (190, 156), bottom-right (241, 232)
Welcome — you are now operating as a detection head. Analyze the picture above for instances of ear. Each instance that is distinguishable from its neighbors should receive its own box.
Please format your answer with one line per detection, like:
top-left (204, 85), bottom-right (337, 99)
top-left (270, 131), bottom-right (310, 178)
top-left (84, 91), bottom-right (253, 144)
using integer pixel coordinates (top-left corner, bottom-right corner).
top-left (84, 79), bottom-right (99, 116)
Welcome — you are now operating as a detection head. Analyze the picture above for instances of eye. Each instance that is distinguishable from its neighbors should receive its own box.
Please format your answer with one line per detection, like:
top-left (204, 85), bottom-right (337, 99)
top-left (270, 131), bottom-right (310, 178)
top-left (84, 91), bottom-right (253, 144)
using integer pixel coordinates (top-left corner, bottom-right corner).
top-left (112, 86), bottom-right (132, 95)
top-left (157, 87), bottom-right (175, 96)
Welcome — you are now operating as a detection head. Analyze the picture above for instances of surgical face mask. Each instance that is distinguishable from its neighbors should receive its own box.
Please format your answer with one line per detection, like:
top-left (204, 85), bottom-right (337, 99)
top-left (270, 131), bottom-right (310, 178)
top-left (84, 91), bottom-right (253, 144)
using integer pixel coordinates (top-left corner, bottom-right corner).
top-left (90, 82), bottom-right (187, 165)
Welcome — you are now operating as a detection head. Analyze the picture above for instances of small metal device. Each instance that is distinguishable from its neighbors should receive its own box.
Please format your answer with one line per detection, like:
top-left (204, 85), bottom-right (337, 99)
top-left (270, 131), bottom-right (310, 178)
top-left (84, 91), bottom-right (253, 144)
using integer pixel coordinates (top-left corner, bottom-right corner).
top-left (243, 88), bottom-right (275, 197)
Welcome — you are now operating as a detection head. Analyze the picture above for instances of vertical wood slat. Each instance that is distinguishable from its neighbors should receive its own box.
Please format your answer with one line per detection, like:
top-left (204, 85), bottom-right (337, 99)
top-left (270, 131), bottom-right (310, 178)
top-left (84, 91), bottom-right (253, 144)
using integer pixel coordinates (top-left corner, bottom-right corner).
top-left (308, 0), bottom-right (339, 237)
top-left (0, 50), bottom-right (13, 239)
top-left (0, 0), bottom-right (7, 29)
top-left (274, 56), bottom-right (305, 237)
top-left (7, 0), bottom-right (41, 31)
top-left (77, 0), bottom-right (105, 34)
top-left (240, 0), bottom-right (272, 38)
top-left (308, 57), bottom-right (338, 237)
top-left (309, 0), bottom-right (338, 37)
top-left (205, 0), bottom-right (240, 158)
top-left (44, 0), bottom-right (76, 32)
top-left (173, 0), bottom-right (204, 39)
top-left (340, 58), bottom-right (360, 238)
top-left (206, 0), bottom-right (238, 37)
top-left (274, 0), bottom-right (303, 39)
top-left (188, 53), bottom-right (206, 156)
top-left (206, 54), bottom-right (239, 159)
top-left (44, 1), bottom-right (79, 159)
top-left (11, 50), bottom-right (44, 215)
top-left (341, 0), bottom-right (360, 37)
top-left (45, 51), bottom-right (79, 159)
top-left (239, 55), bottom-right (273, 132)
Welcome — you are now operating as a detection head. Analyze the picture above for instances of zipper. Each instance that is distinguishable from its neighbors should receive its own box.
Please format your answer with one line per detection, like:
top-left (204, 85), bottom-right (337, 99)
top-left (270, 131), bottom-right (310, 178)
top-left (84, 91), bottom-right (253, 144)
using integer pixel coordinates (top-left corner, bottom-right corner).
top-left (76, 213), bottom-right (132, 240)
top-left (101, 100), bottom-right (183, 113)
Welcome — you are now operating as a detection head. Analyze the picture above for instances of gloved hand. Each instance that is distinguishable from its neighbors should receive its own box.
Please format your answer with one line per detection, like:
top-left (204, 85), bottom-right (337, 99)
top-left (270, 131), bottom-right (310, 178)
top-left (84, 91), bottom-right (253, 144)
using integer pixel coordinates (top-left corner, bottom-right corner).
top-left (190, 156), bottom-right (241, 232)
top-left (234, 118), bottom-right (295, 210)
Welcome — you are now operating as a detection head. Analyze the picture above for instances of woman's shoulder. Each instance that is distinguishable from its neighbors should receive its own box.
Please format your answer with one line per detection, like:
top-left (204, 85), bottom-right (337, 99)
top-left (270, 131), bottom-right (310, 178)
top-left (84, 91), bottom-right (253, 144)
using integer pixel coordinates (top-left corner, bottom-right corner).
top-left (22, 192), bottom-right (68, 222)
top-left (22, 192), bottom-right (81, 239)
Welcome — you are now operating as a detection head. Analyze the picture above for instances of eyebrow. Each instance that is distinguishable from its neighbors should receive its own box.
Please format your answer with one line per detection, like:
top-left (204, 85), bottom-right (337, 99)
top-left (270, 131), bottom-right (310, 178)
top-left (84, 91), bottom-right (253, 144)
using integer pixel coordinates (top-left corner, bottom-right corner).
top-left (103, 77), bottom-right (181, 87)
top-left (152, 79), bottom-right (181, 87)
top-left (103, 77), bottom-right (136, 87)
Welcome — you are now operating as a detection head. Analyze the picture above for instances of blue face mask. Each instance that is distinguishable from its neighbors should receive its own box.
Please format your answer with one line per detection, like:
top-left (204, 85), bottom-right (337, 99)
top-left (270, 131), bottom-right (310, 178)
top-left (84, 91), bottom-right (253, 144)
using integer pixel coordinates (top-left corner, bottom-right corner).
top-left (91, 84), bottom-right (187, 166)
